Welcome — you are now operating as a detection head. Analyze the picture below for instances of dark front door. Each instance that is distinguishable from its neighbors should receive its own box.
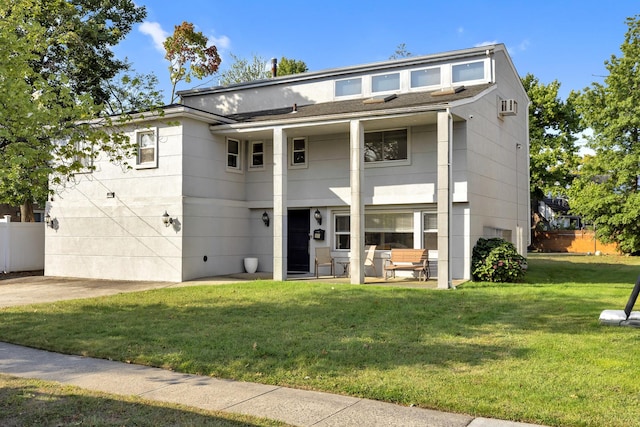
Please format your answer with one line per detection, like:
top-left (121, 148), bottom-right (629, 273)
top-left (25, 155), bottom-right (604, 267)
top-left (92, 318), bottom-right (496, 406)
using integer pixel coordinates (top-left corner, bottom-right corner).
top-left (288, 210), bottom-right (310, 273)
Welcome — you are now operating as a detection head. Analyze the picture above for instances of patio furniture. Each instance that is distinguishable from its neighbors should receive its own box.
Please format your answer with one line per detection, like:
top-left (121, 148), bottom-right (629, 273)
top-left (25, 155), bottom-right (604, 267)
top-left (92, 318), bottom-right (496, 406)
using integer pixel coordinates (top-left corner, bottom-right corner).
top-left (364, 245), bottom-right (377, 277)
top-left (315, 247), bottom-right (335, 278)
top-left (383, 249), bottom-right (429, 281)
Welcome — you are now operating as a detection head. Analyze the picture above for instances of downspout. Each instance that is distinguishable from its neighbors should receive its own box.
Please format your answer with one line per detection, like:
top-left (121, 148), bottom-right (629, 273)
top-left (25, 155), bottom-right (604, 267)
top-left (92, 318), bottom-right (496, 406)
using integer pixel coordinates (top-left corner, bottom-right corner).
top-left (447, 108), bottom-right (453, 289)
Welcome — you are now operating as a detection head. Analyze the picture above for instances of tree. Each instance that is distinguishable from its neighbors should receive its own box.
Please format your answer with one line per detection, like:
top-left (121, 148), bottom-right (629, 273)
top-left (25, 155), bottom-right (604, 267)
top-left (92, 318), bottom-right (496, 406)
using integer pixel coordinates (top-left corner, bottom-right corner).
top-left (163, 21), bottom-right (221, 103)
top-left (390, 43), bottom-right (412, 59)
top-left (277, 57), bottom-right (308, 76)
top-left (521, 74), bottom-right (582, 200)
top-left (0, 0), bottom-right (146, 221)
top-left (103, 68), bottom-right (164, 116)
top-left (218, 53), bottom-right (271, 86)
top-left (568, 15), bottom-right (640, 253)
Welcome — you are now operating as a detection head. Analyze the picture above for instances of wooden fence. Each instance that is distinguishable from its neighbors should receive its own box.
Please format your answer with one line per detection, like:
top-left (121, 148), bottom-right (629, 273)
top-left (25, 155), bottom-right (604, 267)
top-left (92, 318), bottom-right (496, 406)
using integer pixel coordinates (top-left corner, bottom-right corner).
top-left (531, 230), bottom-right (620, 255)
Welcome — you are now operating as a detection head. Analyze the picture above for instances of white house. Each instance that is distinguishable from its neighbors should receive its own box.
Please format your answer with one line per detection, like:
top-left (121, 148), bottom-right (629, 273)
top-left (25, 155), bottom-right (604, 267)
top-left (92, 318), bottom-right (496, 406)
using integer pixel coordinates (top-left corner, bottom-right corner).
top-left (44, 44), bottom-right (530, 288)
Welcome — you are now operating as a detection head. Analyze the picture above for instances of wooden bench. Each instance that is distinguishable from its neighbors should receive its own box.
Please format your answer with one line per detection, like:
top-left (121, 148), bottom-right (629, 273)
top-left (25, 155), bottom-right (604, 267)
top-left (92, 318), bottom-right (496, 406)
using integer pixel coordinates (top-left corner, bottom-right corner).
top-left (383, 249), bottom-right (429, 281)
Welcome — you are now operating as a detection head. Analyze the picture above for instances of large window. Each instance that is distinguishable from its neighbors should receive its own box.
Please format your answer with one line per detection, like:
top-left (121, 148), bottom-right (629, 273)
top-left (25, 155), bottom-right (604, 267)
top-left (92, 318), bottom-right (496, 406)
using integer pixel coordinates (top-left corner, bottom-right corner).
top-left (227, 138), bottom-right (241, 171)
top-left (335, 212), bottom-right (414, 250)
top-left (411, 68), bottom-right (441, 88)
top-left (135, 128), bottom-right (157, 168)
top-left (335, 78), bottom-right (362, 97)
top-left (372, 73), bottom-right (400, 92)
top-left (364, 129), bottom-right (408, 163)
top-left (452, 61), bottom-right (485, 83)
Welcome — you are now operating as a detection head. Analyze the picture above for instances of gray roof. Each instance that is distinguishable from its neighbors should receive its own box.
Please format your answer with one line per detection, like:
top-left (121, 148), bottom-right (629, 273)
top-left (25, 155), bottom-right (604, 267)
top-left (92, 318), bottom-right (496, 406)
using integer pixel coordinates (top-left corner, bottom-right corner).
top-left (225, 83), bottom-right (494, 123)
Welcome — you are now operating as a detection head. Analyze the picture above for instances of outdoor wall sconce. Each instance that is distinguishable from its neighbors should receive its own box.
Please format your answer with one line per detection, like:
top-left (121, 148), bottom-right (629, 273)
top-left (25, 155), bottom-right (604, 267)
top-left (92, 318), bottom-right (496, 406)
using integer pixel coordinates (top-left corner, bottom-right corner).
top-left (262, 211), bottom-right (270, 227)
top-left (162, 211), bottom-right (174, 227)
top-left (314, 209), bottom-right (322, 225)
top-left (45, 213), bottom-right (54, 228)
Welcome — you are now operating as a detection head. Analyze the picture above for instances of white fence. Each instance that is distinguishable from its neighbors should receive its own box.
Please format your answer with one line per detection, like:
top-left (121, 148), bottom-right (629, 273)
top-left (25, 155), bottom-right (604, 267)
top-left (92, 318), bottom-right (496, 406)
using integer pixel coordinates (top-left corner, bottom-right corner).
top-left (0, 216), bottom-right (45, 272)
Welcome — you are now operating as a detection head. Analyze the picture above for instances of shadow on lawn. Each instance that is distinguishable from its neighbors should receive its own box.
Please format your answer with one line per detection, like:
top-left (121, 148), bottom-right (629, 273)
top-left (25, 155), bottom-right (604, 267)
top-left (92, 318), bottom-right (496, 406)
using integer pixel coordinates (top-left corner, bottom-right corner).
top-left (525, 255), bottom-right (640, 285)
top-left (0, 281), bottom-right (616, 378)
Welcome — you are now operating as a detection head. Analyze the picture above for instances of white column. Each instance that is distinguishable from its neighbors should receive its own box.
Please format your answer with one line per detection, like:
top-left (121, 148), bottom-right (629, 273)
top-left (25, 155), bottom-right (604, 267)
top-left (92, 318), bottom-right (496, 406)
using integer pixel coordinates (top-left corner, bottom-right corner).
top-left (273, 127), bottom-right (287, 281)
top-left (350, 120), bottom-right (364, 284)
top-left (437, 111), bottom-right (452, 289)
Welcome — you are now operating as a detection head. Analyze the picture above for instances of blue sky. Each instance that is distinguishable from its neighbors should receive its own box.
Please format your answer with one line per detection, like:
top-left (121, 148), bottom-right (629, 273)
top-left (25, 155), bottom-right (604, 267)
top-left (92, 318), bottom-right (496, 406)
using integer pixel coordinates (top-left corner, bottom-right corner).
top-left (114, 1), bottom-right (638, 104)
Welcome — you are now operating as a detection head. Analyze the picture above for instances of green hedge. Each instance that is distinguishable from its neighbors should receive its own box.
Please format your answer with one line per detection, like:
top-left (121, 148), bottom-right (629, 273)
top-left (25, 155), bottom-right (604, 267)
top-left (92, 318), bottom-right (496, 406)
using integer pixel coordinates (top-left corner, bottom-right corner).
top-left (472, 238), bottom-right (527, 282)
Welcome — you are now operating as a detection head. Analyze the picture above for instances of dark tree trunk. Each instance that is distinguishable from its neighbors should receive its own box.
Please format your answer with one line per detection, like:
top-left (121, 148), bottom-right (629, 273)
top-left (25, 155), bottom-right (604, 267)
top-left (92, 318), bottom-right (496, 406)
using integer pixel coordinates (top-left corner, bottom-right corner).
top-left (20, 202), bottom-right (34, 222)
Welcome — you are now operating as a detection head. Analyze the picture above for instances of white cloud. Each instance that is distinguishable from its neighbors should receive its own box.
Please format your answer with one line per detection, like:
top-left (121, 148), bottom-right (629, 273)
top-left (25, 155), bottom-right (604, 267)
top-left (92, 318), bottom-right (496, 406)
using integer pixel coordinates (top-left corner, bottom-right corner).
top-left (139, 21), bottom-right (169, 52)
top-left (457, 27), bottom-right (464, 35)
top-left (210, 34), bottom-right (231, 51)
top-left (475, 40), bottom-right (499, 47)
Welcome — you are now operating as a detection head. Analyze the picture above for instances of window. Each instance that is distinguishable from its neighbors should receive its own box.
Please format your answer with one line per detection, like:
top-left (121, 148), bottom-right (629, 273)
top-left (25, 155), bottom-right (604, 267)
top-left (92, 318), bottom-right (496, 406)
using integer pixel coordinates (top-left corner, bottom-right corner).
top-left (364, 129), bottom-right (408, 163)
top-left (227, 138), bottom-right (241, 171)
top-left (335, 214), bottom-right (350, 250)
top-left (250, 141), bottom-right (264, 169)
top-left (411, 68), bottom-right (441, 88)
top-left (290, 137), bottom-right (307, 168)
top-left (334, 212), bottom-right (414, 250)
top-left (74, 139), bottom-right (93, 172)
top-left (423, 212), bottom-right (437, 251)
top-left (452, 61), bottom-right (485, 83)
top-left (135, 128), bottom-right (157, 168)
top-left (335, 78), bottom-right (362, 97)
top-left (372, 73), bottom-right (400, 92)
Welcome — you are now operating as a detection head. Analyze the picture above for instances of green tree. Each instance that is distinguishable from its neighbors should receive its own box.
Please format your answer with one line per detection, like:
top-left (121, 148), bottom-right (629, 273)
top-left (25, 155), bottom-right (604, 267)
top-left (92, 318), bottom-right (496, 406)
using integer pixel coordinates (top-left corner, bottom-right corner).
top-left (568, 15), bottom-right (640, 253)
top-left (103, 68), bottom-right (164, 116)
top-left (218, 53), bottom-right (271, 86)
top-left (164, 21), bottom-right (221, 103)
top-left (522, 74), bottom-right (582, 200)
top-left (0, 0), bottom-right (145, 221)
top-left (277, 57), bottom-right (308, 76)
top-left (390, 43), bottom-right (412, 59)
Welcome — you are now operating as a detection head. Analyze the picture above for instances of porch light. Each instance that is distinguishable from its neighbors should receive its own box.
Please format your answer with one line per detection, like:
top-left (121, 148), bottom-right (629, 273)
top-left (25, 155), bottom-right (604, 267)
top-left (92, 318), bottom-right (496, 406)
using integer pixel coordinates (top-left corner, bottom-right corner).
top-left (262, 211), bottom-right (270, 227)
top-left (314, 209), bottom-right (322, 225)
top-left (45, 213), bottom-right (54, 228)
top-left (162, 211), bottom-right (173, 227)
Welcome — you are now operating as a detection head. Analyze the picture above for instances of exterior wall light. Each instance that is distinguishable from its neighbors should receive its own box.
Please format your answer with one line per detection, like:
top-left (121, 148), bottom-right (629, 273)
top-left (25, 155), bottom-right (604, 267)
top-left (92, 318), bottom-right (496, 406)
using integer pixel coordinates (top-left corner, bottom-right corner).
top-left (262, 211), bottom-right (270, 227)
top-left (45, 213), bottom-right (54, 228)
top-left (162, 211), bottom-right (174, 227)
top-left (314, 209), bottom-right (322, 225)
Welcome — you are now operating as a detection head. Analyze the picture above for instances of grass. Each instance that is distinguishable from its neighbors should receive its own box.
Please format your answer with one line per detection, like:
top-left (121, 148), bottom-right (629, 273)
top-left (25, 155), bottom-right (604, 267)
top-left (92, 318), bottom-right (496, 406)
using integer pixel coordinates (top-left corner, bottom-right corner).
top-left (0, 374), bottom-right (289, 426)
top-left (2, 253), bottom-right (640, 426)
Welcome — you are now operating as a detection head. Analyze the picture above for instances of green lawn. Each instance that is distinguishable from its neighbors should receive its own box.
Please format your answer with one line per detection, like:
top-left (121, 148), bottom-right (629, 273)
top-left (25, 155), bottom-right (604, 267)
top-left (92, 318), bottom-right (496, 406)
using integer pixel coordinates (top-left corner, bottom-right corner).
top-left (2, 254), bottom-right (640, 426)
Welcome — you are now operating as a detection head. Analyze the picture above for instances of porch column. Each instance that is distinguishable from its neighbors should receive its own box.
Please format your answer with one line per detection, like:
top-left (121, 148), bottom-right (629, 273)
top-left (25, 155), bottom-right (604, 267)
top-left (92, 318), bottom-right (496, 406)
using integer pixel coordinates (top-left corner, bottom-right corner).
top-left (273, 127), bottom-right (287, 281)
top-left (350, 120), bottom-right (364, 284)
top-left (437, 111), bottom-right (452, 289)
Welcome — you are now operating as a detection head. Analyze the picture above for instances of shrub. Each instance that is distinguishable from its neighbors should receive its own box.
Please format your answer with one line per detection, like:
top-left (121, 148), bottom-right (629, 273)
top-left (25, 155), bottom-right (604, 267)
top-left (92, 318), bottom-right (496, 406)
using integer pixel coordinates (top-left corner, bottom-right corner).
top-left (472, 238), bottom-right (527, 282)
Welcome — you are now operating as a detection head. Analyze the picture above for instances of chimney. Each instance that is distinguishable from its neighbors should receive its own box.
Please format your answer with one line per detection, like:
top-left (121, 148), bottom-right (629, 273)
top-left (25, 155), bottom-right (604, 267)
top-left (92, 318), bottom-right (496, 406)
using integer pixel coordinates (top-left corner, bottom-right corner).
top-left (271, 58), bottom-right (277, 77)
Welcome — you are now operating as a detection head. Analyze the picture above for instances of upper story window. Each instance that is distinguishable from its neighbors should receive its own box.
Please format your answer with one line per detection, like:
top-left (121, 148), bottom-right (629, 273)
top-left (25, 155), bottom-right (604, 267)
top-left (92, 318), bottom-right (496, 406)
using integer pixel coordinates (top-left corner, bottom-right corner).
top-left (227, 138), bottom-right (242, 171)
top-left (372, 73), bottom-right (400, 93)
top-left (364, 129), bottom-right (408, 164)
top-left (411, 68), bottom-right (441, 88)
top-left (250, 141), bottom-right (264, 169)
top-left (452, 61), bottom-right (485, 83)
top-left (290, 137), bottom-right (307, 168)
top-left (335, 78), bottom-right (362, 97)
top-left (135, 128), bottom-right (158, 169)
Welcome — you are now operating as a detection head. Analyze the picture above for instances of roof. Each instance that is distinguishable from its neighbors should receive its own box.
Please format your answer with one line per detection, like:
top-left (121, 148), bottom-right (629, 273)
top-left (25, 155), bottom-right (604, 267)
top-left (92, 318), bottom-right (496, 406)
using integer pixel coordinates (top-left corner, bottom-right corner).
top-left (224, 83), bottom-right (494, 124)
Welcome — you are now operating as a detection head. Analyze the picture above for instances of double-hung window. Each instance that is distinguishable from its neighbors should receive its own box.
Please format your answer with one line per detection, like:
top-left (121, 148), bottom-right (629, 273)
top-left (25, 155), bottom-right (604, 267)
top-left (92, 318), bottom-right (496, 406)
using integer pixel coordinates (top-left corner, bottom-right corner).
top-left (250, 141), bottom-right (264, 169)
top-left (334, 212), bottom-right (414, 250)
top-left (227, 138), bottom-right (241, 171)
top-left (364, 129), bottom-right (408, 164)
top-left (135, 128), bottom-right (158, 168)
top-left (423, 212), bottom-right (437, 251)
top-left (290, 137), bottom-right (307, 168)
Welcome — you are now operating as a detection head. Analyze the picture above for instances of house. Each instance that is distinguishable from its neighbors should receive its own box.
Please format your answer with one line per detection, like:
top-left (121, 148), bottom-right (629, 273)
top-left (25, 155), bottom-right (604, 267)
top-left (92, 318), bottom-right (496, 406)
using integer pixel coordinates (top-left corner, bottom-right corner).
top-left (44, 44), bottom-right (530, 289)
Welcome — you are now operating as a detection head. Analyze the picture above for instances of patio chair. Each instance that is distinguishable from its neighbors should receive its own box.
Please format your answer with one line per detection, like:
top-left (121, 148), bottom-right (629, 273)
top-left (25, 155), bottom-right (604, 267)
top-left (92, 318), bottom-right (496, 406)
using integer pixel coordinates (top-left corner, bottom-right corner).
top-left (364, 245), bottom-right (377, 277)
top-left (315, 247), bottom-right (335, 278)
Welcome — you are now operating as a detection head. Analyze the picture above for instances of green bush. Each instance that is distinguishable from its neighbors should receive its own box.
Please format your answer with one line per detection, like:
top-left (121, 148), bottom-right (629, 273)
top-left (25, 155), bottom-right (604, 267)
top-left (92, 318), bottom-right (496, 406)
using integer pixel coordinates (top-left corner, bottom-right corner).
top-left (472, 238), bottom-right (527, 282)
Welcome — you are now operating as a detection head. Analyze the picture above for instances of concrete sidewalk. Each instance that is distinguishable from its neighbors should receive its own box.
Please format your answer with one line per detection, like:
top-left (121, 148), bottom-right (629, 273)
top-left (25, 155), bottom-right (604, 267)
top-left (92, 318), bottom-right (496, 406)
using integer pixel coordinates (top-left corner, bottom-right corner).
top-left (0, 275), bottom-right (547, 426)
top-left (0, 342), bottom-right (544, 427)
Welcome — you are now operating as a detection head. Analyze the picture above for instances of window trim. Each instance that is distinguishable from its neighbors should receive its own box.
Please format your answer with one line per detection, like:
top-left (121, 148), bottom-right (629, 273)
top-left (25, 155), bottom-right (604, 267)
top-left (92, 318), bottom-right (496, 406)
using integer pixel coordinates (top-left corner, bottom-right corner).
top-left (364, 128), bottom-right (410, 168)
top-left (226, 137), bottom-right (243, 173)
top-left (289, 137), bottom-right (308, 169)
top-left (135, 127), bottom-right (158, 169)
top-left (249, 140), bottom-right (265, 170)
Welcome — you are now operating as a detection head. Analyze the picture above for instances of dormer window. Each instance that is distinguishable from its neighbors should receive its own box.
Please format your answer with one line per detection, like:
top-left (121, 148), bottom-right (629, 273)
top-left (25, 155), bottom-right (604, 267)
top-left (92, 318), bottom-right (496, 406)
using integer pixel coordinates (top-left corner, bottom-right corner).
top-left (372, 73), bottom-right (399, 93)
top-left (411, 68), bottom-right (441, 88)
top-left (452, 61), bottom-right (485, 83)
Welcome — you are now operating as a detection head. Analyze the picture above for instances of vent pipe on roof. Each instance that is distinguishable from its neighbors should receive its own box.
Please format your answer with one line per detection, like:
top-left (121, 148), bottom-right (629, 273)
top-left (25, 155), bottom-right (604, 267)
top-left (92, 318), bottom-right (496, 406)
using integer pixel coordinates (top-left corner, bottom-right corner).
top-left (271, 58), bottom-right (277, 77)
